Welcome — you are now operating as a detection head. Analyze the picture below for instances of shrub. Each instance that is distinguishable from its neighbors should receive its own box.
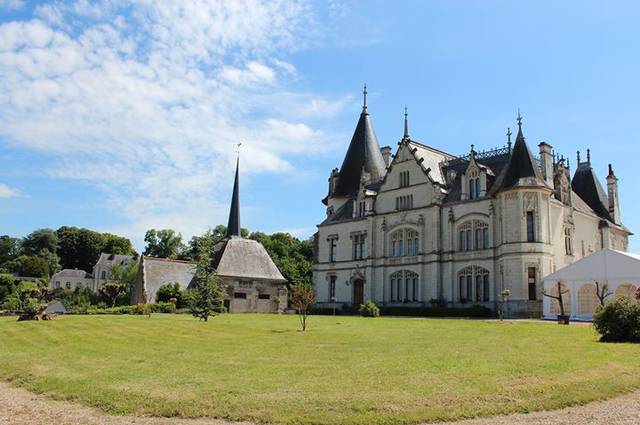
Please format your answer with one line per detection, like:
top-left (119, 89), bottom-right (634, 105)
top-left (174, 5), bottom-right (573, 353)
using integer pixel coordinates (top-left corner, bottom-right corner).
top-left (359, 301), bottom-right (380, 317)
top-left (134, 303), bottom-right (151, 316)
top-left (150, 302), bottom-right (177, 314)
top-left (156, 283), bottom-right (185, 307)
top-left (379, 305), bottom-right (494, 318)
top-left (1, 296), bottom-right (19, 311)
top-left (593, 297), bottom-right (640, 342)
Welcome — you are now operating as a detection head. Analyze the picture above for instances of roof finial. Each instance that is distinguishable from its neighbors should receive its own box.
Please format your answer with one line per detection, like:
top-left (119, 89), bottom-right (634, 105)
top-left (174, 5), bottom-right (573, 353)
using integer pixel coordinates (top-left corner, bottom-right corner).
top-left (362, 84), bottom-right (367, 112)
top-left (506, 127), bottom-right (512, 150)
top-left (403, 105), bottom-right (409, 139)
top-left (576, 150), bottom-right (581, 164)
top-left (516, 108), bottom-right (523, 130)
top-left (586, 148), bottom-right (591, 165)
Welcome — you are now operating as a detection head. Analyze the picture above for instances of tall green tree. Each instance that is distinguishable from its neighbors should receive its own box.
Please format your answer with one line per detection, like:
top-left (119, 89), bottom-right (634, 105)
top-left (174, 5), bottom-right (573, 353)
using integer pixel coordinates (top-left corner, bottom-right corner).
top-left (56, 226), bottom-right (135, 272)
top-left (249, 231), bottom-right (313, 286)
top-left (143, 229), bottom-right (185, 259)
top-left (21, 229), bottom-right (58, 256)
top-left (5, 255), bottom-right (50, 278)
top-left (0, 236), bottom-right (21, 265)
top-left (185, 238), bottom-right (225, 321)
top-left (108, 259), bottom-right (138, 301)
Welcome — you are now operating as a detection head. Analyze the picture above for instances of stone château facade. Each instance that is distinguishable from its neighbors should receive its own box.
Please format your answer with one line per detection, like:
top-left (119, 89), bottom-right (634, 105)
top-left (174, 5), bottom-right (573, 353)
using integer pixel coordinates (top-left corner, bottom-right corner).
top-left (312, 87), bottom-right (630, 317)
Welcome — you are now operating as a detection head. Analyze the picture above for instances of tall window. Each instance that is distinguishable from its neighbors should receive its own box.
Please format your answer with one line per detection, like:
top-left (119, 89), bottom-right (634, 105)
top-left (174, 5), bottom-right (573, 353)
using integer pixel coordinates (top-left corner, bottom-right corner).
top-left (357, 201), bottom-right (366, 217)
top-left (564, 228), bottom-right (573, 255)
top-left (390, 270), bottom-right (418, 302)
top-left (459, 223), bottom-right (473, 251)
top-left (329, 237), bottom-right (337, 262)
top-left (352, 233), bottom-right (365, 260)
top-left (528, 267), bottom-right (537, 300)
top-left (526, 211), bottom-right (535, 242)
top-left (391, 229), bottom-right (419, 257)
top-left (459, 266), bottom-right (489, 302)
top-left (399, 171), bottom-right (410, 187)
top-left (329, 275), bottom-right (336, 300)
top-left (468, 175), bottom-right (481, 200)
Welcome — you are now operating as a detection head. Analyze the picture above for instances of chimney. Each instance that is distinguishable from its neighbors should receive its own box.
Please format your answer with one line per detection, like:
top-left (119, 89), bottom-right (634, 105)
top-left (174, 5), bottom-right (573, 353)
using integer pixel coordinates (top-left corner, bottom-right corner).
top-left (380, 146), bottom-right (392, 167)
top-left (538, 142), bottom-right (553, 186)
top-left (606, 164), bottom-right (621, 224)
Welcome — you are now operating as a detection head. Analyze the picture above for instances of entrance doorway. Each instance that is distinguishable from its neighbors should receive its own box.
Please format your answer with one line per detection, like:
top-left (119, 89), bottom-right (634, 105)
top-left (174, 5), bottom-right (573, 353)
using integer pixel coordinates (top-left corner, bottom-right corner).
top-left (353, 279), bottom-right (364, 306)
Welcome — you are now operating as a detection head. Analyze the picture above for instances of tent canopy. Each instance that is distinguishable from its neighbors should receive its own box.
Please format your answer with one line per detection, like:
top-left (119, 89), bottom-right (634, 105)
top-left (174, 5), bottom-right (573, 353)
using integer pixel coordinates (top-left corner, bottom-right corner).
top-left (543, 248), bottom-right (640, 282)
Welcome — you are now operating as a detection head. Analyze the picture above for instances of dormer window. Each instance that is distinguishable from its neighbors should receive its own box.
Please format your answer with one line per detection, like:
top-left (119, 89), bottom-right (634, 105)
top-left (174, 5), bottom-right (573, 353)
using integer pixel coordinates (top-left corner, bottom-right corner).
top-left (468, 171), bottom-right (481, 200)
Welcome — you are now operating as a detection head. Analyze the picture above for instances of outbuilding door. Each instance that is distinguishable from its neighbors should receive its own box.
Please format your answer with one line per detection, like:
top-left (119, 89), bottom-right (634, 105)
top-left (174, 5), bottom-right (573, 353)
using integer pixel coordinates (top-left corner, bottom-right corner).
top-left (353, 279), bottom-right (364, 306)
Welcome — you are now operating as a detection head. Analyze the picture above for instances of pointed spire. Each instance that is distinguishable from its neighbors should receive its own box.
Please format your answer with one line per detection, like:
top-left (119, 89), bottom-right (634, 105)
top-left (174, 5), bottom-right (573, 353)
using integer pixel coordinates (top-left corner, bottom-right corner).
top-left (362, 84), bottom-right (368, 113)
top-left (515, 109), bottom-right (524, 141)
top-left (226, 145), bottom-right (241, 238)
top-left (403, 106), bottom-right (409, 139)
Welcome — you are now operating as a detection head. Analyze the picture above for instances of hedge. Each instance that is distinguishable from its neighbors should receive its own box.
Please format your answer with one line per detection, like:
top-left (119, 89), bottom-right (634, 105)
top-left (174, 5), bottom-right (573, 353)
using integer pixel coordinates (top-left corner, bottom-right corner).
top-left (311, 305), bottom-right (494, 318)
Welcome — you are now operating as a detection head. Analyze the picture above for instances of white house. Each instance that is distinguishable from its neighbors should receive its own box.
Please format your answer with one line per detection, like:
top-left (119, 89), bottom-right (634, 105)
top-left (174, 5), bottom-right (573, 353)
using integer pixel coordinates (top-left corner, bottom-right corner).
top-left (313, 87), bottom-right (631, 317)
top-left (542, 248), bottom-right (640, 321)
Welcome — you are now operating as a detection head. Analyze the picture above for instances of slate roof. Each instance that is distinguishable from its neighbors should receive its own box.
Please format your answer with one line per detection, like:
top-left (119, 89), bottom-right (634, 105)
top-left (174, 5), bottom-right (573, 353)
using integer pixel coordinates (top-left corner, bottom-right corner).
top-left (53, 269), bottom-right (93, 279)
top-left (333, 108), bottom-right (387, 197)
top-left (95, 253), bottom-right (133, 268)
top-left (571, 161), bottom-right (612, 221)
top-left (212, 238), bottom-right (287, 282)
top-left (488, 124), bottom-right (547, 194)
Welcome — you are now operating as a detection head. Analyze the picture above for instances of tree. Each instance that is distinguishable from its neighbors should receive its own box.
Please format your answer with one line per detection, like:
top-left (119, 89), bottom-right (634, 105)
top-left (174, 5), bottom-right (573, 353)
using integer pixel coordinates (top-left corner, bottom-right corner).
top-left (143, 229), bottom-right (185, 259)
top-left (56, 226), bottom-right (135, 272)
top-left (249, 231), bottom-right (313, 287)
top-left (99, 281), bottom-right (127, 307)
top-left (37, 249), bottom-right (61, 278)
top-left (56, 226), bottom-right (104, 271)
top-left (541, 282), bottom-right (570, 323)
top-left (595, 281), bottom-right (614, 306)
top-left (0, 273), bottom-right (15, 304)
top-left (21, 229), bottom-right (58, 256)
top-left (108, 259), bottom-right (138, 300)
top-left (156, 282), bottom-right (185, 306)
top-left (185, 239), bottom-right (225, 321)
top-left (101, 233), bottom-right (135, 256)
top-left (0, 235), bottom-right (21, 265)
top-left (290, 283), bottom-right (315, 331)
top-left (6, 255), bottom-right (50, 278)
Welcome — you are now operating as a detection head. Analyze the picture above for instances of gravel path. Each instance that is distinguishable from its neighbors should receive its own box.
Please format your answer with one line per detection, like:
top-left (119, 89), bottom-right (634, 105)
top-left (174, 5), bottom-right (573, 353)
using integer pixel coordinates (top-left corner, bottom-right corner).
top-left (1, 381), bottom-right (638, 425)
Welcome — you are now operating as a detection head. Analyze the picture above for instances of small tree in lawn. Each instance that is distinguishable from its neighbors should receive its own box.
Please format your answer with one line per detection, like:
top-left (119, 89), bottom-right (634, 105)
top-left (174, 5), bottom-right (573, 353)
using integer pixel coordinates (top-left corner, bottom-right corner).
top-left (290, 283), bottom-right (315, 331)
top-left (498, 288), bottom-right (510, 321)
top-left (595, 281), bottom-right (613, 306)
top-left (541, 281), bottom-right (570, 324)
top-left (186, 239), bottom-right (225, 322)
top-left (99, 281), bottom-right (127, 307)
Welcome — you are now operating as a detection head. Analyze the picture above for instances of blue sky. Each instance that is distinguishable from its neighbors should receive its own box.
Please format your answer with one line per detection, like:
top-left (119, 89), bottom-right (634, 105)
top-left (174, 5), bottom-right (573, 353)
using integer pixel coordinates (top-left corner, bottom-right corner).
top-left (0, 0), bottom-right (638, 252)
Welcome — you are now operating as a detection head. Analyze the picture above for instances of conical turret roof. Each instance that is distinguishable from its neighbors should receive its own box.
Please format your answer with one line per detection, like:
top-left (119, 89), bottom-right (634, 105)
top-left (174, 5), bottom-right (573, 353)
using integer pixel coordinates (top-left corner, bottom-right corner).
top-left (490, 115), bottom-right (546, 194)
top-left (333, 88), bottom-right (386, 197)
top-left (572, 157), bottom-right (611, 221)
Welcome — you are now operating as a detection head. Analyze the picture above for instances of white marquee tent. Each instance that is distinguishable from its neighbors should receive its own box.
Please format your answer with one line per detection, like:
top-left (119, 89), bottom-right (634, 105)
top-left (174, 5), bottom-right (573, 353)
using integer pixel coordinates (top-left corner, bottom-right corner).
top-left (542, 248), bottom-right (640, 321)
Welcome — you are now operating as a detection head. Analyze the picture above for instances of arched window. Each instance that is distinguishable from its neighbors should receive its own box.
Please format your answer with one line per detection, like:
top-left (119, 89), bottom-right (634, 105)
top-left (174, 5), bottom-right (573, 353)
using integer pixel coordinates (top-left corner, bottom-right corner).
top-left (389, 270), bottom-right (419, 302)
top-left (459, 221), bottom-right (489, 251)
top-left (390, 228), bottom-right (420, 257)
top-left (458, 266), bottom-right (490, 303)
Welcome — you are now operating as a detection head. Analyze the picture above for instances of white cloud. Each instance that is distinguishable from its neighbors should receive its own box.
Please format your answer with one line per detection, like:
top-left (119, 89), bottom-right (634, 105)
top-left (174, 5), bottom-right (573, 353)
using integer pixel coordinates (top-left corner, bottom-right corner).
top-left (0, 184), bottom-right (19, 198)
top-left (0, 0), bottom-right (349, 243)
top-left (0, 0), bottom-right (25, 11)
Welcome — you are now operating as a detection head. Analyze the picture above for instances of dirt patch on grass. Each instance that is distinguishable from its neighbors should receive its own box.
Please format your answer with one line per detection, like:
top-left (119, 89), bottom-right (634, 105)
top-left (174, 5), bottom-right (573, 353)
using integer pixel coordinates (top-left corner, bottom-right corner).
top-left (1, 380), bottom-right (639, 425)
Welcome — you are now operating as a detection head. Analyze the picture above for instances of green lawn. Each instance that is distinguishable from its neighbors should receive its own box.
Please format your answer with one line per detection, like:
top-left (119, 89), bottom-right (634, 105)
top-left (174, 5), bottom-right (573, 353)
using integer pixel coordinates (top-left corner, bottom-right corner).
top-left (0, 315), bottom-right (639, 425)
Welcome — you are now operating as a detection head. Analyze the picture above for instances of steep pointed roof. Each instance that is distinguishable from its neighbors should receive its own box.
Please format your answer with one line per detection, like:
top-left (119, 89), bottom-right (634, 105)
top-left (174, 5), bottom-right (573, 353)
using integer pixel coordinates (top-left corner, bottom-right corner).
top-left (490, 115), bottom-right (546, 194)
top-left (226, 157), bottom-right (241, 237)
top-left (571, 157), bottom-right (611, 221)
top-left (333, 87), bottom-right (387, 197)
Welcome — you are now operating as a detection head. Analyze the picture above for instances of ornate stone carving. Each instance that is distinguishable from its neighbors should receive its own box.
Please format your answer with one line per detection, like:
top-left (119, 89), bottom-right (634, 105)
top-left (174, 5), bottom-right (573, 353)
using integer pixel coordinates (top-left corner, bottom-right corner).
top-left (523, 192), bottom-right (537, 211)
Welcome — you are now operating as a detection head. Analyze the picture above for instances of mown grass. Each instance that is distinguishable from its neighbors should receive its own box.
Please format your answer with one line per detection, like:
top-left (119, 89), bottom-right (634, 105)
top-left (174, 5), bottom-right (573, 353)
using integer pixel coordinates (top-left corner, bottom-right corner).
top-left (0, 314), bottom-right (639, 424)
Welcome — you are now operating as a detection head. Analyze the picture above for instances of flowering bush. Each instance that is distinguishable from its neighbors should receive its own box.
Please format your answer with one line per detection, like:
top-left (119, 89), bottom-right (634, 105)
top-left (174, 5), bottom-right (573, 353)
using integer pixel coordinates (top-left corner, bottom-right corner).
top-left (359, 300), bottom-right (380, 317)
